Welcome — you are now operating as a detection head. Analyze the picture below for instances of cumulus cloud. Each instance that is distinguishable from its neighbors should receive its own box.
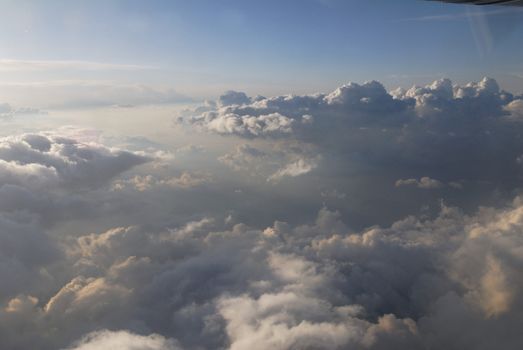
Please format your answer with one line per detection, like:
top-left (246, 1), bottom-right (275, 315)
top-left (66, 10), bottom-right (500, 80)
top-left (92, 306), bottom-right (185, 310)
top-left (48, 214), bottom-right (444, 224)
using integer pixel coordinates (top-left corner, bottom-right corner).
top-left (267, 157), bottom-right (319, 182)
top-left (0, 132), bottom-right (150, 189)
top-left (218, 143), bottom-right (320, 183)
top-left (3, 78), bottom-right (523, 350)
top-left (218, 144), bottom-right (269, 173)
top-left (218, 90), bottom-right (253, 107)
top-left (65, 330), bottom-right (181, 350)
top-left (176, 79), bottom-right (413, 138)
top-left (180, 110), bottom-right (296, 137)
top-left (179, 77), bottom-right (523, 219)
top-left (505, 99), bottom-right (523, 119)
top-left (2, 172), bottom-right (523, 350)
top-left (180, 78), bottom-right (518, 147)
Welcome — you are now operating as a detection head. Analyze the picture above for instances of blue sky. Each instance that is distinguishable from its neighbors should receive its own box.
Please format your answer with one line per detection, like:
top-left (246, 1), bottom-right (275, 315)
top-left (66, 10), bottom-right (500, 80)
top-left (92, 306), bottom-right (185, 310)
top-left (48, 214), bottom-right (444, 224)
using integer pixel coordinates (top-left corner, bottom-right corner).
top-left (0, 0), bottom-right (522, 103)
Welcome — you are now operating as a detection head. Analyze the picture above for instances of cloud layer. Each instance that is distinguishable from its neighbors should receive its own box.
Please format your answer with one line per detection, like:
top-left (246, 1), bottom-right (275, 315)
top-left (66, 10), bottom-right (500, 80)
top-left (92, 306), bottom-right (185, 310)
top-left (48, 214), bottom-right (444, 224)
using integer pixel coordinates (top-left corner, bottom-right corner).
top-left (2, 77), bottom-right (523, 349)
top-left (3, 185), bottom-right (523, 349)
top-left (179, 77), bottom-right (523, 224)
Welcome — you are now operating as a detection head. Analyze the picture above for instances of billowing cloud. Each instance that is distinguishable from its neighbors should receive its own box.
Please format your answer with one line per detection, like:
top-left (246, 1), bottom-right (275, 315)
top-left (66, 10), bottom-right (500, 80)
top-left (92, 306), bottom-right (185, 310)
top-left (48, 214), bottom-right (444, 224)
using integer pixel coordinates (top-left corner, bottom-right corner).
top-left (0, 132), bottom-right (150, 189)
top-left (2, 78), bottom-right (523, 349)
top-left (65, 330), bottom-right (181, 350)
top-left (176, 79), bottom-right (413, 138)
top-left (218, 90), bottom-right (253, 107)
top-left (180, 110), bottom-right (296, 137)
top-left (179, 78), bottom-right (523, 222)
top-left (2, 194), bottom-right (523, 349)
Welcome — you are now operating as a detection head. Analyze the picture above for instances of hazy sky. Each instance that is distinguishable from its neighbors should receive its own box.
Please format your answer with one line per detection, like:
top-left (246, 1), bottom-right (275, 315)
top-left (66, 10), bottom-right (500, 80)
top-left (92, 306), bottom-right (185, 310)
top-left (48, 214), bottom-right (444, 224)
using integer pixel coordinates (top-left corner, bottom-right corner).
top-left (0, 0), bottom-right (522, 107)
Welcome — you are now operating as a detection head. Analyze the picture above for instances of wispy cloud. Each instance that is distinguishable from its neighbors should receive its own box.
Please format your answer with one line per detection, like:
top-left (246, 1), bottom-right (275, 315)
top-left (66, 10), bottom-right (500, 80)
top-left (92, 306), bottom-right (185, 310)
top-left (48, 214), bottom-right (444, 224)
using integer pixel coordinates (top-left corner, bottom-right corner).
top-left (398, 7), bottom-right (523, 22)
top-left (0, 59), bottom-right (155, 72)
top-left (0, 80), bottom-right (191, 109)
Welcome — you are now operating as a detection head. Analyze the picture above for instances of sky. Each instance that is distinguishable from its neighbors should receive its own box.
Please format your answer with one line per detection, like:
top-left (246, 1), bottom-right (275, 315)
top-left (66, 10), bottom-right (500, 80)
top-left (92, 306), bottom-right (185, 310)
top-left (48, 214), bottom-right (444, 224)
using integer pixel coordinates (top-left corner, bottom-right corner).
top-left (0, 0), bottom-right (522, 106)
top-left (1, 1), bottom-right (523, 350)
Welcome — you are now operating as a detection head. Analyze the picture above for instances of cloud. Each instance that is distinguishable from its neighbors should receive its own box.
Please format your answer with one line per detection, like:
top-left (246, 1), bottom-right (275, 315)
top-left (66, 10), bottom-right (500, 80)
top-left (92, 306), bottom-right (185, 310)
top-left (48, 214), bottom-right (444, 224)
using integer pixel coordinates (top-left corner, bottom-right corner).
top-left (177, 80), bottom-right (412, 138)
top-left (218, 144), bottom-right (269, 174)
top-left (218, 90), bottom-right (253, 107)
top-left (267, 157), bottom-right (319, 182)
top-left (180, 110), bottom-right (296, 137)
top-left (112, 172), bottom-right (212, 192)
top-left (3, 78), bottom-right (523, 349)
top-left (0, 102), bottom-right (44, 119)
top-left (65, 330), bottom-right (181, 350)
top-left (180, 77), bottom-right (515, 144)
top-left (395, 177), bottom-right (444, 189)
top-left (179, 77), bottom-right (523, 219)
top-left (0, 59), bottom-right (154, 72)
top-left (0, 81), bottom-right (191, 109)
top-left (2, 186), bottom-right (523, 349)
top-left (0, 132), bottom-right (150, 189)
top-left (505, 98), bottom-right (523, 119)
top-left (219, 143), bottom-right (319, 182)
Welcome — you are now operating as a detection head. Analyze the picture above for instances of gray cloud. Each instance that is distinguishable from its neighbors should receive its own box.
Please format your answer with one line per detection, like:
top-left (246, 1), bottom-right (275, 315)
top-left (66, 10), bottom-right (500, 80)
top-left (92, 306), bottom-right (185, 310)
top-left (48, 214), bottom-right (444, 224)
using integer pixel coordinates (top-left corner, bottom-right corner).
top-left (395, 177), bottom-right (444, 189)
top-left (2, 78), bottom-right (523, 350)
top-left (179, 78), bottom-right (523, 225)
top-left (0, 132), bottom-right (150, 189)
top-left (0, 102), bottom-right (44, 119)
top-left (3, 194), bottom-right (523, 349)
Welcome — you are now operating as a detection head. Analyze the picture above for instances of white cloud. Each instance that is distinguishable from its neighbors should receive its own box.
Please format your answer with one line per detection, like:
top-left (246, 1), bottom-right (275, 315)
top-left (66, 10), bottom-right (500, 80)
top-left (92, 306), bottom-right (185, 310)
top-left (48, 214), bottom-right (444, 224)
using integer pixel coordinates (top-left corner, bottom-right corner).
top-left (0, 132), bottom-right (150, 189)
top-left (2, 79), bottom-right (523, 349)
top-left (0, 59), bottom-right (154, 72)
top-left (268, 158), bottom-right (319, 182)
top-left (65, 330), bottom-right (181, 350)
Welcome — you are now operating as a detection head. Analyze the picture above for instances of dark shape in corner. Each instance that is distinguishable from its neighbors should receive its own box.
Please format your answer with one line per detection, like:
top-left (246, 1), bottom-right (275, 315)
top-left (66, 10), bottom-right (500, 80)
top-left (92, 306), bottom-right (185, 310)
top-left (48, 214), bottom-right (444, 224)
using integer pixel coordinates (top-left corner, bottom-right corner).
top-left (431, 0), bottom-right (523, 5)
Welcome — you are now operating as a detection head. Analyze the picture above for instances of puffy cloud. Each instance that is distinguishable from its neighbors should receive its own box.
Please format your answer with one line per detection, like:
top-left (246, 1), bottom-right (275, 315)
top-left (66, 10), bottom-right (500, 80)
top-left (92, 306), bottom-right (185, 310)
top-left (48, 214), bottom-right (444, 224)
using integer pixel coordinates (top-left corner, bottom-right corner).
top-left (219, 143), bottom-right (319, 182)
top-left (176, 80), bottom-right (414, 139)
top-left (178, 77), bottom-right (523, 224)
top-left (505, 99), bottom-right (523, 119)
top-left (180, 110), bottom-right (296, 137)
top-left (180, 78), bottom-right (515, 149)
top-left (4, 79), bottom-right (523, 350)
top-left (65, 330), bottom-right (181, 350)
top-left (218, 90), bottom-right (253, 107)
top-left (0, 132), bottom-right (150, 189)
top-left (267, 157), bottom-right (319, 182)
top-left (218, 144), bottom-right (269, 173)
top-left (2, 194), bottom-right (523, 349)
top-left (0, 129), bottom-right (156, 348)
